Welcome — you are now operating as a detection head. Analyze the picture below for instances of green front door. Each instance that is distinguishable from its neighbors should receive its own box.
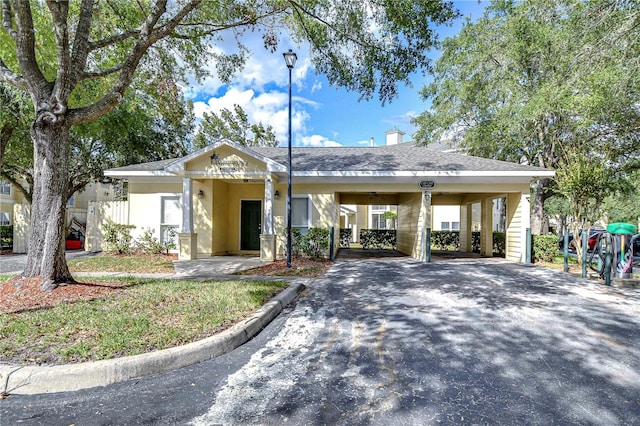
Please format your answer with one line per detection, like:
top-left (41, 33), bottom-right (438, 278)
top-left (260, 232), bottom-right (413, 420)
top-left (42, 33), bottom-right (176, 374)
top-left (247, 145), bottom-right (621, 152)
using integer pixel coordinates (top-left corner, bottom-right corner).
top-left (240, 200), bottom-right (262, 251)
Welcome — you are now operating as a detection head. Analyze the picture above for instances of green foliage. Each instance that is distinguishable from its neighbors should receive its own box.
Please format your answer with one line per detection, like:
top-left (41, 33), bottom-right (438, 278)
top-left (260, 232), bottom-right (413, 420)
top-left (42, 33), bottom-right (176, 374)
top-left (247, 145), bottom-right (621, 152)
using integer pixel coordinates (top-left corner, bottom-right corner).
top-left (339, 228), bottom-right (352, 248)
top-left (430, 231), bottom-right (459, 251)
top-left (359, 230), bottom-right (396, 249)
top-left (293, 228), bottom-right (330, 259)
top-left (413, 0), bottom-right (640, 232)
top-left (601, 172), bottom-right (640, 225)
top-left (533, 235), bottom-right (558, 263)
top-left (136, 228), bottom-right (177, 255)
top-left (194, 104), bottom-right (277, 149)
top-left (470, 231), bottom-right (505, 256)
top-left (0, 225), bottom-right (12, 249)
top-left (493, 231), bottom-right (505, 257)
top-left (103, 224), bottom-right (136, 255)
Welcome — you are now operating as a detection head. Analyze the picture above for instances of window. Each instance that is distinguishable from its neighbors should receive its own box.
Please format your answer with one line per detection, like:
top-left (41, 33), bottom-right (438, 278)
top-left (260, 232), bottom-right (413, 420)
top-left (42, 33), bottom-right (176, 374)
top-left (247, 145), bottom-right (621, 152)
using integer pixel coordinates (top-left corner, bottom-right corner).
top-left (452, 221), bottom-right (460, 231)
top-left (291, 196), bottom-right (311, 231)
top-left (441, 221), bottom-right (450, 231)
top-left (161, 196), bottom-right (181, 245)
top-left (67, 193), bottom-right (75, 207)
top-left (0, 212), bottom-right (10, 225)
top-left (371, 213), bottom-right (386, 230)
top-left (0, 180), bottom-right (10, 196)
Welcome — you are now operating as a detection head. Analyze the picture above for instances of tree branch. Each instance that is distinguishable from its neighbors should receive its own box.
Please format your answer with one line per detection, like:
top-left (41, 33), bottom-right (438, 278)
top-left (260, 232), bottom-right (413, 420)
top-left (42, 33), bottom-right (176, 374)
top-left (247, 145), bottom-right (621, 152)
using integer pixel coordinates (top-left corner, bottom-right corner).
top-left (11, 1), bottom-right (48, 103)
top-left (67, 0), bottom-right (204, 126)
top-left (0, 58), bottom-right (27, 90)
top-left (88, 30), bottom-right (141, 51)
top-left (1, 0), bottom-right (17, 40)
top-left (80, 64), bottom-right (124, 81)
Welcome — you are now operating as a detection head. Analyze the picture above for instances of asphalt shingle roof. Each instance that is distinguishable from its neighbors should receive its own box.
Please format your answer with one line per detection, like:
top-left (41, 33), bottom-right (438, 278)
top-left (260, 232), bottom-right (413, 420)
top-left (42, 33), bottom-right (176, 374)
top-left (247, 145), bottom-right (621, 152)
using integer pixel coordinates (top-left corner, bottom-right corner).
top-left (251, 143), bottom-right (549, 173)
top-left (105, 142), bottom-right (551, 174)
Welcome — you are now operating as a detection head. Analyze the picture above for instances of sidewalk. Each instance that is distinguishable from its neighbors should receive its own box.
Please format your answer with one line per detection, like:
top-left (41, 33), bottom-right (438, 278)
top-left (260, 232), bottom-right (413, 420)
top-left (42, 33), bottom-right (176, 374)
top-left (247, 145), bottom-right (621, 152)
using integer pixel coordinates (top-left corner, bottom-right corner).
top-left (1, 256), bottom-right (307, 395)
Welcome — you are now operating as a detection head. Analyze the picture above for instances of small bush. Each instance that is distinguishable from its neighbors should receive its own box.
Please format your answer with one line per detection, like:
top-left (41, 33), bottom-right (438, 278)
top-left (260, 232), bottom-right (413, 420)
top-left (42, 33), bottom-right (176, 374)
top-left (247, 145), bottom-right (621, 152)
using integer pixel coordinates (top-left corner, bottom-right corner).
top-left (300, 228), bottom-right (330, 259)
top-left (533, 234), bottom-right (558, 263)
top-left (0, 225), bottom-right (12, 249)
top-left (136, 227), bottom-right (176, 255)
top-left (430, 231), bottom-right (459, 251)
top-left (359, 229), bottom-right (396, 249)
top-left (339, 228), bottom-right (352, 248)
top-left (493, 231), bottom-right (505, 256)
top-left (103, 223), bottom-right (136, 254)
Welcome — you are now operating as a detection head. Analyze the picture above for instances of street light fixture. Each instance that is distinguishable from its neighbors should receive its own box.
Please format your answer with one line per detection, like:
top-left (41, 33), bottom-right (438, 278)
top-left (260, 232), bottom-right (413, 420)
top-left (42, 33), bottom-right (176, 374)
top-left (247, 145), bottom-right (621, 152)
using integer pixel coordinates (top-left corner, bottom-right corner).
top-left (283, 49), bottom-right (297, 268)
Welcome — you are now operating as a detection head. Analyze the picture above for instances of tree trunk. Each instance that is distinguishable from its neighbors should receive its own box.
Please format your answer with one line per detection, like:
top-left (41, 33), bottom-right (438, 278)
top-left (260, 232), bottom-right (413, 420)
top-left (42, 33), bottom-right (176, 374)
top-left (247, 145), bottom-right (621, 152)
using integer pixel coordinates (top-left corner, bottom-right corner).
top-left (531, 178), bottom-right (549, 235)
top-left (22, 121), bottom-right (75, 291)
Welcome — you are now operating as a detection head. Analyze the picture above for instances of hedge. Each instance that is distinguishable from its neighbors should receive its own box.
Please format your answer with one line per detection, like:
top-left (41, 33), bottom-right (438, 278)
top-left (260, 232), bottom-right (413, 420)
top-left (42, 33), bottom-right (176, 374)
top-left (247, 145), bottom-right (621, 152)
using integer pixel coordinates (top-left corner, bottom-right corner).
top-left (359, 229), bottom-right (396, 249)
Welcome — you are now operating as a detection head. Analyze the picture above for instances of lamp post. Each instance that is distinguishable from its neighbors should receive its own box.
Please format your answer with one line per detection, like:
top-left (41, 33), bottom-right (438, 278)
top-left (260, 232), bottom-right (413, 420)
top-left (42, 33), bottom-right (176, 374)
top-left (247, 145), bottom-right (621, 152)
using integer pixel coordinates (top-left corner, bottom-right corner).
top-left (283, 49), bottom-right (297, 268)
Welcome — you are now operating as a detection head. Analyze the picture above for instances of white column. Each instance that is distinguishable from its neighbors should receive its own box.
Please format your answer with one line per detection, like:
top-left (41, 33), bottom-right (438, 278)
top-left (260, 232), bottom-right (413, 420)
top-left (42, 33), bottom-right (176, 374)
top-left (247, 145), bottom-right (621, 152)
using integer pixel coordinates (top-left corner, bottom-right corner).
top-left (421, 191), bottom-right (432, 261)
top-left (263, 177), bottom-right (274, 235)
top-left (182, 177), bottom-right (193, 233)
top-left (520, 192), bottom-right (531, 263)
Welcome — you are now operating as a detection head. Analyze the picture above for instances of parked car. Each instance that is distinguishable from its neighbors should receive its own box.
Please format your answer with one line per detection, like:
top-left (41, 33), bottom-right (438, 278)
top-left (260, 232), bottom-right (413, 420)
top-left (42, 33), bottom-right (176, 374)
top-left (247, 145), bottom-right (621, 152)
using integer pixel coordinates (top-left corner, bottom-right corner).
top-left (560, 229), bottom-right (605, 252)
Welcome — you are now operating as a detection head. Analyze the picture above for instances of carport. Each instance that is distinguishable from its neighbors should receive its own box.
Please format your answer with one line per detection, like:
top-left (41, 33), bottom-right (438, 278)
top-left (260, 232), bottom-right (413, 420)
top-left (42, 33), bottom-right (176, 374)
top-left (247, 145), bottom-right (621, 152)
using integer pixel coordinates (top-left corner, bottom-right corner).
top-left (335, 183), bottom-right (534, 262)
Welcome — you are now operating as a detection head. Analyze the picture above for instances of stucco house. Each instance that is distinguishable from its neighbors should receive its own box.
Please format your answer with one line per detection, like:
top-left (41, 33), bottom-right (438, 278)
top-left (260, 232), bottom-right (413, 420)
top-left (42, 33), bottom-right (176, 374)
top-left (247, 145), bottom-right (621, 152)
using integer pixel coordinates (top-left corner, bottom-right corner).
top-left (98, 129), bottom-right (554, 263)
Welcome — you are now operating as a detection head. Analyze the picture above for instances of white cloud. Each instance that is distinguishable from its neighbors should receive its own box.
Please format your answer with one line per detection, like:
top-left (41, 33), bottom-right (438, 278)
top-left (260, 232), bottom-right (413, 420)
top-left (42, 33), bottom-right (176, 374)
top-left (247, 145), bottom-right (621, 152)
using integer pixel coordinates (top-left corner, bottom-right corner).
top-left (298, 134), bottom-right (342, 147)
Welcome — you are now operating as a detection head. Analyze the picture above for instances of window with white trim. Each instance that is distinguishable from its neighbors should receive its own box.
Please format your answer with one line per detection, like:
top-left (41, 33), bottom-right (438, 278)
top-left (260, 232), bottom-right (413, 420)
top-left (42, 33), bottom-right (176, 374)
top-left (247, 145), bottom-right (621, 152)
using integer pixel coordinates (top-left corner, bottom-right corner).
top-left (452, 221), bottom-right (460, 231)
top-left (441, 221), bottom-right (450, 231)
top-left (0, 211), bottom-right (10, 225)
top-left (0, 180), bottom-right (11, 196)
top-left (67, 193), bottom-right (75, 207)
top-left (291, 195), bottom-right (311, 232)
top-left (160, 196), bottom-right (181, 245)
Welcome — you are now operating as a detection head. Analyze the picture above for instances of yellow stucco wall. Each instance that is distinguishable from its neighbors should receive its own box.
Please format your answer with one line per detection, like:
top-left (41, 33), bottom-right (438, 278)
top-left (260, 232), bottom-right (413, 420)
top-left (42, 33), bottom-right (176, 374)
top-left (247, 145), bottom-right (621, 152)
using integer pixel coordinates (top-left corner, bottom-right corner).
top-left (128, 182), bottom-right (182, 242)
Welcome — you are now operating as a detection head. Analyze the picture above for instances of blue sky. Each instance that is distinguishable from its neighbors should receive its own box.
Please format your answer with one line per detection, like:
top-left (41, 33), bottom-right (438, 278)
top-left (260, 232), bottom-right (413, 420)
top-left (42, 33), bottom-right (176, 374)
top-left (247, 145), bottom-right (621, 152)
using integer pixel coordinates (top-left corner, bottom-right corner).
top-left (188, 1), bottom-right (488, 148)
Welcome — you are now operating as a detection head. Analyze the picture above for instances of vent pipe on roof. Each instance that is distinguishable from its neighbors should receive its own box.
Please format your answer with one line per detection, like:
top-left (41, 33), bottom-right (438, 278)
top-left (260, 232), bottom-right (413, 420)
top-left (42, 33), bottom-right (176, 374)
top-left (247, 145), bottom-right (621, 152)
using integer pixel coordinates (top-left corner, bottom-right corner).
top-left (370, 137), bottom-right (374, 147)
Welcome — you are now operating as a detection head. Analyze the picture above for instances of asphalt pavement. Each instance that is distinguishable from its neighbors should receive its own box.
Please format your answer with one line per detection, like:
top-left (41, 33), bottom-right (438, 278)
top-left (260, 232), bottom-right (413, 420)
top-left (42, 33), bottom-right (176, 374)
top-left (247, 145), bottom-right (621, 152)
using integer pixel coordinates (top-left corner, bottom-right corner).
top-left (2, 257), bottom-right (640, 425)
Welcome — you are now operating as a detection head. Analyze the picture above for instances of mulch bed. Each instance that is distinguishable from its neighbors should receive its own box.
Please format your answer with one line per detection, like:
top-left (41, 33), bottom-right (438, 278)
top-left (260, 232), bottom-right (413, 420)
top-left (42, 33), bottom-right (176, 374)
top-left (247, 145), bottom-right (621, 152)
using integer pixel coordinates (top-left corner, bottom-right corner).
top-left (0, 277), bottom-right (130, 314)
top-left (236, 258), bottom-right (332, 277)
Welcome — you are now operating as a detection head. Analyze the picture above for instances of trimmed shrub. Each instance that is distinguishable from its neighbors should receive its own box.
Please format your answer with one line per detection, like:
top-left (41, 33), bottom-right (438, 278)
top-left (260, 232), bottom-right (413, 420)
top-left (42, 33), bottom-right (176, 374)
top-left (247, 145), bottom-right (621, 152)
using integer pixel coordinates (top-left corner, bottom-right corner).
top-left (300, 227), bottom-right (330, 259)
top-left (359, 229), bottom-right (396, 249)
top-left (493, 231), bottom-right (505, 256)
top-left (533, 234), bottom-right (558, 263)
top-left (430, 231), bottom-right (459, 251)
top-left (339, 228), bottom-right (352, 248)
top-left (290, 227), bottom-right (330, 259)
top-left (0, 225), bottom-right (12, 249)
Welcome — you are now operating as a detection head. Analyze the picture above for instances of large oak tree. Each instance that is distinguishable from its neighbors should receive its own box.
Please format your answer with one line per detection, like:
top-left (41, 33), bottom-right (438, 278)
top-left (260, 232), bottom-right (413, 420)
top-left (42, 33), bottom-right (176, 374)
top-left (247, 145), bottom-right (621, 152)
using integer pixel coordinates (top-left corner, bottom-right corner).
top-left (0, 0), bottom-right (457, 291)
top-left (412, 0), bottom-right (640, 236)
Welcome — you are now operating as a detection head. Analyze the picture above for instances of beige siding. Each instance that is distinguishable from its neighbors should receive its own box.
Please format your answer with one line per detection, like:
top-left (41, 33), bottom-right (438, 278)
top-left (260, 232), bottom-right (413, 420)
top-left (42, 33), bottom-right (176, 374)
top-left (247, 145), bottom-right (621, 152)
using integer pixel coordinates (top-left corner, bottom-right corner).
top-left (396, 192), bottom-right (422, 257)
top-left (506, 192), bottom-right (526, 262)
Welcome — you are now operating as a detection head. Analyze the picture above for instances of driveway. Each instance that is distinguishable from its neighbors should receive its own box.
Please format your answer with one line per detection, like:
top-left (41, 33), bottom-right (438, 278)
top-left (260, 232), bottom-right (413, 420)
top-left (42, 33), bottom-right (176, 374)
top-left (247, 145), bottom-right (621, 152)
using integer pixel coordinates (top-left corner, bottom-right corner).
top-left (3, 258), bottom-right (640, 425)
top-left (0, 250), bottom-right (97, 274)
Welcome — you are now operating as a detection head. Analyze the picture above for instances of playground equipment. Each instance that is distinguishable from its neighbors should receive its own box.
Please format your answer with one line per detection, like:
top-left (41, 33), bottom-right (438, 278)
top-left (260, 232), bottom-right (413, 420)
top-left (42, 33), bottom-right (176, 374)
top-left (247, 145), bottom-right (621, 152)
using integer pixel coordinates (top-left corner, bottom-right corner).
top-left (588, 223), bottom-right (638, 285)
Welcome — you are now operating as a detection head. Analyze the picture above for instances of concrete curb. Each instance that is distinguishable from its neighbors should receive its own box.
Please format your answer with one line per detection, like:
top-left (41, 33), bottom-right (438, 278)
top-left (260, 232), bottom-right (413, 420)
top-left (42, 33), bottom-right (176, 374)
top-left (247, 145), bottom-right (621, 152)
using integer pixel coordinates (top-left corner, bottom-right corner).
top-left (0, 281), bottom-right (306, 395)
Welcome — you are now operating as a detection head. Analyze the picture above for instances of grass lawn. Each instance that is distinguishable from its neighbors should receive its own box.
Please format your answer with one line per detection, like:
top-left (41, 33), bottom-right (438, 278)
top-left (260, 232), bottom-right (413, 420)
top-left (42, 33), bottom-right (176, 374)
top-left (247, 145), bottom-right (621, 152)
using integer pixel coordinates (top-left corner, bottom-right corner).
top-left (67, 253), bottom-right (176, 273)
top-left (0, 276), bottom-right (289, 365)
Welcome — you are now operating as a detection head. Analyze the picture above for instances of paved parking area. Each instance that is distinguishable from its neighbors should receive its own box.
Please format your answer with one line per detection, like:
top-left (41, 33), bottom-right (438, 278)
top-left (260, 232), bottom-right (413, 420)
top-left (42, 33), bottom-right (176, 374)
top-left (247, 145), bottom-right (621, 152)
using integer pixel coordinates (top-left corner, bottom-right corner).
top-left (193, 257), bottom-right (640, 425)
top-left (3, 257), bottom-right (640, 425)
